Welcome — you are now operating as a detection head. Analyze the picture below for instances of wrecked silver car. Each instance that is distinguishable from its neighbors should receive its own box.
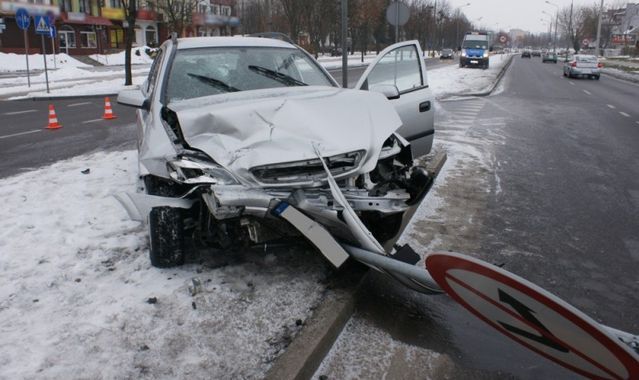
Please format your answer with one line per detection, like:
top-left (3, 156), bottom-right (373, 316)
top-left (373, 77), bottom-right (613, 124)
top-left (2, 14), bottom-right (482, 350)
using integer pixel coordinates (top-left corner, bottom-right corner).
top-left (117, 36), bottom-right (436, 271)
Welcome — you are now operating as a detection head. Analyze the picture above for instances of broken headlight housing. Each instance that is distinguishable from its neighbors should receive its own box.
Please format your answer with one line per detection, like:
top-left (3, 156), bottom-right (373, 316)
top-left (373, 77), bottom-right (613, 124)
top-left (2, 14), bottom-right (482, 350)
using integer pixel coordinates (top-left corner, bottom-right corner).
top-left (167, 154), bottom-right (238, 185)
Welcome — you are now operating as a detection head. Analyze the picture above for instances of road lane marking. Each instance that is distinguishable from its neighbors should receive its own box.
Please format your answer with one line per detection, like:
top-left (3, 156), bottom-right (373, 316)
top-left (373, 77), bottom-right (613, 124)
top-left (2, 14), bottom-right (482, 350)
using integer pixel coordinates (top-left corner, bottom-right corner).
top-left (67, 102), bottom-right (92, 107)
top-left (82, 118), bottom-right (103, 124)
top-left (607, 104), bottom-right (616, 109)
top-left (569, 81), bottom-right (575, 85)
top-left (3, 109), bottom-right (37, 115)
top-left (583, 89), bottom-right (591, 95)
top-left (619, 112), bottom-right (630, 117)
top-left (0, 129), bottom-right (41, 139)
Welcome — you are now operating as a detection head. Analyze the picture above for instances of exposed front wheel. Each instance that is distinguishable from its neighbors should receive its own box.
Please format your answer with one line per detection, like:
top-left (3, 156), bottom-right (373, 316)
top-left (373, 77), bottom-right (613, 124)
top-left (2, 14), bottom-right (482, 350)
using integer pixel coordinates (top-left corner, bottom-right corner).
top-left (149, 206), bottom-right (185, 268)
top-left (595, 75), bottom-right (600, 80)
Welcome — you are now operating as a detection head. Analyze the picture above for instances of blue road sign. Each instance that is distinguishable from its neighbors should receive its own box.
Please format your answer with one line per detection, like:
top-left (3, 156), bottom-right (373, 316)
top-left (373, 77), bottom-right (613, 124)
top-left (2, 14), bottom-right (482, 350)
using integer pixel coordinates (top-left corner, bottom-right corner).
top-left (49, 25), bottom-right (56, 38)
top-left (16, 8), bottom-right (30, 30)
top-left (34, 15), bottom-right (50, 35)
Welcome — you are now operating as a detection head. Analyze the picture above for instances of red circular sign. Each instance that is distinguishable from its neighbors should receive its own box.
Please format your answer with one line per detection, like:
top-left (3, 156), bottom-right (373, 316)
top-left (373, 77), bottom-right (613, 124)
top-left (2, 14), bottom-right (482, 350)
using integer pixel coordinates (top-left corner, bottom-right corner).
top-left (426, 252), bottom-right (639, 379)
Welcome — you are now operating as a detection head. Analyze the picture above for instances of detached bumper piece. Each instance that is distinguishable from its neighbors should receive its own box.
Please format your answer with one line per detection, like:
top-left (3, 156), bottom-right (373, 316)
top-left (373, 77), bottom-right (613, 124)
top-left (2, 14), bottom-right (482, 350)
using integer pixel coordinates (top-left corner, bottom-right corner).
top-left (272, 202), bottom-right (349, 269)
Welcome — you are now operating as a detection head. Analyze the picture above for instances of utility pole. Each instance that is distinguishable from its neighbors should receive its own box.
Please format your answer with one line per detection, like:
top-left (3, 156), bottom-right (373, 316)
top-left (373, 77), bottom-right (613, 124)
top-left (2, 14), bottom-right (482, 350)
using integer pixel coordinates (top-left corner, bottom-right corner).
top-left (553, 12), bottom-right (558, 53)
top-left (341, 0), bottom-right (347, 88)
top-left (568, 0), bottom-right (573, 56)
top-left (595, 0), bottom-right (604, 57)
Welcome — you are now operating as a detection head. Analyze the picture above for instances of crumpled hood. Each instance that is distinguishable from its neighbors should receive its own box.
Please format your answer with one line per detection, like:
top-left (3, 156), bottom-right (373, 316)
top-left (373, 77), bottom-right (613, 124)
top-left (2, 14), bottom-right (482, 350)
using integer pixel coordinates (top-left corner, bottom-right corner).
top-left (171, 86), bottom-right (402, 185)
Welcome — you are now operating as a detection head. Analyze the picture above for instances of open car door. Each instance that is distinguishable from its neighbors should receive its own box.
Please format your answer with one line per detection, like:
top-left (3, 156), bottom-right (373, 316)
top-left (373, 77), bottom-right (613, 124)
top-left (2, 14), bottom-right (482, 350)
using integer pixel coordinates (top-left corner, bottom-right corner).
top-left (355, 40), bottom-right (434, 158)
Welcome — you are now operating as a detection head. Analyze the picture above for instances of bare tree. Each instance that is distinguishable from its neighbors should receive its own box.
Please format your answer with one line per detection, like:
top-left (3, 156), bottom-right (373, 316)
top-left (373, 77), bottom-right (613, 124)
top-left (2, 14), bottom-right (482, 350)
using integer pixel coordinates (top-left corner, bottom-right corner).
top-left (158, 0), bottom-right (197, 36)
top-left (121, 0), bottom-right (137, 85)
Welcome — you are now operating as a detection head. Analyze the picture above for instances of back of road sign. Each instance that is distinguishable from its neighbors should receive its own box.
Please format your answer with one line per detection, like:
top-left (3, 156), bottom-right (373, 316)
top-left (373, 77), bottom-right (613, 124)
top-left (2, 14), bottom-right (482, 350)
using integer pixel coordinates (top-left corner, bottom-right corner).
top-left (426, 252), bottom-right (639, 380)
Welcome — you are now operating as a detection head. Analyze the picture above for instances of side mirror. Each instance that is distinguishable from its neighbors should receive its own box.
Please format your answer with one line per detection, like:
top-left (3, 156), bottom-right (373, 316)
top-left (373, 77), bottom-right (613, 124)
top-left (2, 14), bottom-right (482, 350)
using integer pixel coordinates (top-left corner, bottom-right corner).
top-left (118, 88), bottom-right (149, 110)
top-left (370, 84), bottom-right (400, 100)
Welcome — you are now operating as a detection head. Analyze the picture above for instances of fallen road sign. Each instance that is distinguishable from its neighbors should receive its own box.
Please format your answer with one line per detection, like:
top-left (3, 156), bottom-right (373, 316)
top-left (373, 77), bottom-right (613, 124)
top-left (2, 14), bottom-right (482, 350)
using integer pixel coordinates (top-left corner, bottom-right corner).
top-left (426, 252), bottom-right (639, 380)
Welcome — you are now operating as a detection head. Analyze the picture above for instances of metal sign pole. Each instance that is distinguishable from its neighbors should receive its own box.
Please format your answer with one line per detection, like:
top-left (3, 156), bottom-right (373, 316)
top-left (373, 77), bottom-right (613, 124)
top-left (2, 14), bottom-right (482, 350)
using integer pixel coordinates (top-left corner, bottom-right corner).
top-left (24, 30), bottom-right (31, 87)
top-left (41, 35), bottom-right (50, 94)
top-left (51, 30), bottom-right (56, 69)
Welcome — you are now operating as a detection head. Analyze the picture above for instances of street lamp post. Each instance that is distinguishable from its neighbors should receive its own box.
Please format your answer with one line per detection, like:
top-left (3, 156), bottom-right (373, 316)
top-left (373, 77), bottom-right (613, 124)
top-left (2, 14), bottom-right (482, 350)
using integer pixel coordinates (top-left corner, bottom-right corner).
top-left (595, 0), bottom-right (604, 57)
top-left (542, 11), bottom-right (553, 47)
top-left (545, 1), bottom-right (561, 56)
top-left (455, 3), bottom-right (471, 51)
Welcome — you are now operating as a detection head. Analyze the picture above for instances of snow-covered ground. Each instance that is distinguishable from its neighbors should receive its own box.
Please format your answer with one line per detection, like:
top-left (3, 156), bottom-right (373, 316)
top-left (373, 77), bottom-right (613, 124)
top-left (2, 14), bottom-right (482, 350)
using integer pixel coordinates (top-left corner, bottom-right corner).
top-left (90, 46), bottom-right (156, 66)
top-left (0, 52), bottom-right (89, 72)
top-left (0, 150), bottom-right (330, 379)
top-left (317, 53), bottom-right (379, 69)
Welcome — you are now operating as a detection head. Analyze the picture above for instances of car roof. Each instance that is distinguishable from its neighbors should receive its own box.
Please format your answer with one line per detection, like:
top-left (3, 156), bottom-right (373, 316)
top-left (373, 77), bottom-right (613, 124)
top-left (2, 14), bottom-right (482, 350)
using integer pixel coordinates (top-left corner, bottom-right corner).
top-left (176, 36), bottom-right (296, 50)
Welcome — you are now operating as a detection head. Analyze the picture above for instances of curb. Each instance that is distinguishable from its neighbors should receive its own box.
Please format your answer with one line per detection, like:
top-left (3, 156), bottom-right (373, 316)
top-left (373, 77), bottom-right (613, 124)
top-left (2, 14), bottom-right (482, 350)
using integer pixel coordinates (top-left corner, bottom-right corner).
top-left (265, 152), bottom-right (448, 380)
top-left (264, 263), bottom-right (367, 380)
top-left (602, 69), bottom-right (639, 84)
top-left (26, 93), bottom-right (118, 101)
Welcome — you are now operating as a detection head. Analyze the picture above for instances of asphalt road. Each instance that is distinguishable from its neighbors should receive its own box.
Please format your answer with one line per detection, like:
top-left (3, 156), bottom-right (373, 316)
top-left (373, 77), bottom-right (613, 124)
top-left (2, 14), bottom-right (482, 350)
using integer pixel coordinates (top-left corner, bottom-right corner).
top-left (0, 97), bottom-right (137, 177)
top-left (328, 56), bottom-right (639, 379)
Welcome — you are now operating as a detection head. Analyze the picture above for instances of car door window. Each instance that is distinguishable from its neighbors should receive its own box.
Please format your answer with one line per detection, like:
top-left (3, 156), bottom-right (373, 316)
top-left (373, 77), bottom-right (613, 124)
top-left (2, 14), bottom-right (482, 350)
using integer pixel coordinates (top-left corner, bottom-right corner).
top-left (365, 45), bottom-right (423, 93)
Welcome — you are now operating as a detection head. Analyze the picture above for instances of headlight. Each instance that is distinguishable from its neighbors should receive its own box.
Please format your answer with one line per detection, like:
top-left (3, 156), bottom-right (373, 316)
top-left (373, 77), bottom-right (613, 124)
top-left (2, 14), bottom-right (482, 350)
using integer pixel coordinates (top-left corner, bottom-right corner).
top-left (461, 51), bottom-right (467, 57)
top-left (483, 51), bottom-right (489, 58)
top-left (167, 156), bottom-right (238, 185)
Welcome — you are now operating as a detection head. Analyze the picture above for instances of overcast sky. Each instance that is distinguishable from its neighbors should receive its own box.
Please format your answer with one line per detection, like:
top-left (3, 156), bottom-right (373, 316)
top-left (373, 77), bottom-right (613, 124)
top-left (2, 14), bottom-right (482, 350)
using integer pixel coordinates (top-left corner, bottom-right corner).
top-left (446, 0), bottom-right (602, 34)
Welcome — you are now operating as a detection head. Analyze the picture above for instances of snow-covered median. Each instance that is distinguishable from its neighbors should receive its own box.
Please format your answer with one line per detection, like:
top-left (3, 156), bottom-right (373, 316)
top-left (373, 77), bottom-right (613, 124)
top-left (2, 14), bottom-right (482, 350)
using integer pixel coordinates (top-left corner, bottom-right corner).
top-left (0, 150), bottom-right (329, 379)
top-left (428, 54), bottom-right (512, 98)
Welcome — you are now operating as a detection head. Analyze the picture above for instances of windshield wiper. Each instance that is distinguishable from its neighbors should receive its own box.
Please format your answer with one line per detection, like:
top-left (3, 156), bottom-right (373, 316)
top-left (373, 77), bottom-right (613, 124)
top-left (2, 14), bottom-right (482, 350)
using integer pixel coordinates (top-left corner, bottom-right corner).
top-left (248, 65), bottom-right (307, 87)
top-left (187, 73), bottom-right (239, 93)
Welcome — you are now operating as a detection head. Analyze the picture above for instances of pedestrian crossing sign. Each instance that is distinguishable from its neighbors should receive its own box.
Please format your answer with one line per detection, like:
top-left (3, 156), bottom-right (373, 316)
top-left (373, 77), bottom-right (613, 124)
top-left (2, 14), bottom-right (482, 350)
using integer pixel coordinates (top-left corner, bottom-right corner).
top-left (34, 15), bottom-right (50, 35)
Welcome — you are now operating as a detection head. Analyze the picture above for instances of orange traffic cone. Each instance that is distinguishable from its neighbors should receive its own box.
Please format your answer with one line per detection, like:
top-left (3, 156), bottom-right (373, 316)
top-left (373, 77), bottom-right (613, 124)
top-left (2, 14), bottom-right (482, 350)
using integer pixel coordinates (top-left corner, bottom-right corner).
top-left (102, 97), bottom-right (117, 120)
top-left (46, 104), bottom-right (61, 129)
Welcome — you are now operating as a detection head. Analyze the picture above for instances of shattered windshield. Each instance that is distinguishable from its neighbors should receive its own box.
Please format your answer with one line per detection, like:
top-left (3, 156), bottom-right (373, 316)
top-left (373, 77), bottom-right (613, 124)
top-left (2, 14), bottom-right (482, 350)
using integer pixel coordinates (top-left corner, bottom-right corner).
top-left (165, 46), bottom-right (334, 102)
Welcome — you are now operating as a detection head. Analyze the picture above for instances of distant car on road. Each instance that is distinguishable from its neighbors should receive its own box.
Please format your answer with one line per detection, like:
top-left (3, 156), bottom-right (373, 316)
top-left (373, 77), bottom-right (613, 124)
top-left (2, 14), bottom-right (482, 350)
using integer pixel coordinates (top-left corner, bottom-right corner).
top-left (521, 50), bottom-right (531, 58)
top-left (563, 54), bottom-right (602, 79)
top-left (440, 48), bottom-right (454, 59)
top-left (542, 52), bottom-right (558, 63)
top-left (532, 50), bottom-right (542, 57)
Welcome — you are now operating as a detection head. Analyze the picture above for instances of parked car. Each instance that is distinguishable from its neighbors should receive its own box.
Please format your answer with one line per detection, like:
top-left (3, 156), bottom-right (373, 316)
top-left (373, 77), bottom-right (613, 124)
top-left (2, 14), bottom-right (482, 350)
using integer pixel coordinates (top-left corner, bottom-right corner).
top-left (117, 36), bottom-right (436, 268)
top-left (542, 53), bottom-right (558, 63)
top-left (521, 50), bottom-right (532, 58)
top-left (563, 54), bottom-right (602, 79)
top-left (440, 48), bottom-right (454, 59)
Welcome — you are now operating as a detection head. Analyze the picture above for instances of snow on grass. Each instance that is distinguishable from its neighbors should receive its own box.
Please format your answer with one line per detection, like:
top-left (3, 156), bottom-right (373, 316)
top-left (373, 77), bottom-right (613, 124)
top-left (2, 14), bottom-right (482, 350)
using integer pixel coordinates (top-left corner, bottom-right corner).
top-left (0, 52), bottom-right (90, 72)
top-left (90, 46), bottom-right (156, 66)
top-left (317, 53), bottom-right (379, 69)
top-left (0, 149), bottom-right (329, 379)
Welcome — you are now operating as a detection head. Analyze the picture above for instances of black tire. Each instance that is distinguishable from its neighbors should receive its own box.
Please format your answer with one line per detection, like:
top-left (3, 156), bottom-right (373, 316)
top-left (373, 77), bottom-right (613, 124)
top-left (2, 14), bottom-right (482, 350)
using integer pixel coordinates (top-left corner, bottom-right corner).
top-left (149, 206), bottom-right (185, 268)
top-left (563, 71), bottom-right (567, 77)
top-left (595, 75), bottom-right (600, 80)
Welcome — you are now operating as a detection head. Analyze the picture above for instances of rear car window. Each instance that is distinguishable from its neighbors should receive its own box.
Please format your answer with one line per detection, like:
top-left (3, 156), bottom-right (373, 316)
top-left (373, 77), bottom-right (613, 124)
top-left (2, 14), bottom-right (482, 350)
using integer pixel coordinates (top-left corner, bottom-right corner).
top-left (577, 56), bottom-right (597, 62)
